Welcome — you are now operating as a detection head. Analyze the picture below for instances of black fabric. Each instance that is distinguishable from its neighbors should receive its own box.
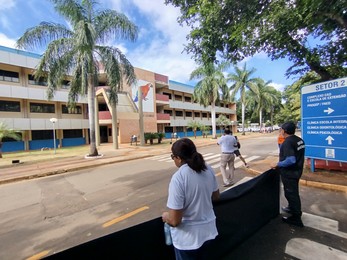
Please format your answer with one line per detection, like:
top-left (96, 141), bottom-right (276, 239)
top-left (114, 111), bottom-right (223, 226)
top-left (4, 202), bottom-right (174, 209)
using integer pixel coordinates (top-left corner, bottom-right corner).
top-left (45, 169), bottom-right (279, 260)
top-left (279, 135), bottom-right (305, 171)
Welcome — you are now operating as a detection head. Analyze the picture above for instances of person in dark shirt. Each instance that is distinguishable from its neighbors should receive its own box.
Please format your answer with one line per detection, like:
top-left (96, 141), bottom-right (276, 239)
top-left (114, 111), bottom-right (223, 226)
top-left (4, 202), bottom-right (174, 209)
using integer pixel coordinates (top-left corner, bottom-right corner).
top-left (271, 121), bottom-right (305, 227)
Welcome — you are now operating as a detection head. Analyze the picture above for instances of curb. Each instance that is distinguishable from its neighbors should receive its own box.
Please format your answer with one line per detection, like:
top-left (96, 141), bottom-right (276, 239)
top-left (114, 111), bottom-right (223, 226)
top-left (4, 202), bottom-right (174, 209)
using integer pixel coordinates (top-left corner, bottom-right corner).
top-left (246, 168), bottom-right (347, 193)
top-left (0, 154), bottom-right (155, 185)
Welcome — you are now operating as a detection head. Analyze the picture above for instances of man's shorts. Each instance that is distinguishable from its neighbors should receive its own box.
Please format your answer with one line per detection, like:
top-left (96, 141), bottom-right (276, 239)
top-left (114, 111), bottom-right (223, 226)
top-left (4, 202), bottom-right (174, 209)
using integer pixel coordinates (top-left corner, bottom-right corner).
top-left (234, 150), bottom-right (241, 156)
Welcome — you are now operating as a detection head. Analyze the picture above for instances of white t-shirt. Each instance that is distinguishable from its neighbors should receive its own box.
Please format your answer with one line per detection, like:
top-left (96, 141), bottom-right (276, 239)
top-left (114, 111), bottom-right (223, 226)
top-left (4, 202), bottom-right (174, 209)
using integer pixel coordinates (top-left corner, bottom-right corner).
top-left (217, 134), bottom-right (237, 153)
top-left (167, 164), bottom-right (218, 250)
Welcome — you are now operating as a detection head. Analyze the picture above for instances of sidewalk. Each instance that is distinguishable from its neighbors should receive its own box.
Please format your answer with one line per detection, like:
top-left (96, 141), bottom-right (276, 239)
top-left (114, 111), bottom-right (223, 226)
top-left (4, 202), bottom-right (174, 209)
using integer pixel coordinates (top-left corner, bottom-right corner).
top-left (0, 134), bottom-right (346, 192)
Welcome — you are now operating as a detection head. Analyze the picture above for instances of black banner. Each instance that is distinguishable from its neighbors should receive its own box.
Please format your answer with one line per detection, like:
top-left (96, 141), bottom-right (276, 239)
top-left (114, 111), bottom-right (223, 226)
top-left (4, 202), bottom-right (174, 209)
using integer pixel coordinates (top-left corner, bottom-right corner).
top-left (45, 169), bottom-right (279, 259)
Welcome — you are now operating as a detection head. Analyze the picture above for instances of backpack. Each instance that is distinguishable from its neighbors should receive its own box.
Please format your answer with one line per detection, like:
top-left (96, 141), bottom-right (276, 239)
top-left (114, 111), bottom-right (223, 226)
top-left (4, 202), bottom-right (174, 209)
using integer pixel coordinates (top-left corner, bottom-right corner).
top-left (235, 136), bottom-right (241, 149)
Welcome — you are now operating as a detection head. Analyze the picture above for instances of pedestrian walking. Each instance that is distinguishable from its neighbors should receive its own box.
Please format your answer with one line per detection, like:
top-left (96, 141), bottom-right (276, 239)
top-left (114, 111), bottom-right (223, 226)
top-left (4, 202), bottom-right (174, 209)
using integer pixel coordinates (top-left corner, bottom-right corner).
top-left (162, 138), bottom-right (220, 260)
top-left (271, 122), bottom-right (305, 227)
top-left (217, 129), bottom-right (238, 187)
top-left (234, 135), bottom-right (249, 168)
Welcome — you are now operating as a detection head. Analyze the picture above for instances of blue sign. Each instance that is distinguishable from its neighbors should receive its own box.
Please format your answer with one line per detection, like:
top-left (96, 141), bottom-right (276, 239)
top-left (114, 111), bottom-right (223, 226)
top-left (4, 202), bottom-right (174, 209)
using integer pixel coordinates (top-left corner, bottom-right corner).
top-left (301, 77), bottom-right (347, 162)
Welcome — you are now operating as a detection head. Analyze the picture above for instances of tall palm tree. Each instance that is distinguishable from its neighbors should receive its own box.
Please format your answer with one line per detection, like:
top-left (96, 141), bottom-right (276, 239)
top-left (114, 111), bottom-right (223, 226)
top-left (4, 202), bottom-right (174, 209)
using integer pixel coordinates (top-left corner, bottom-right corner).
top-left (190, 62), bottom-right (230, 139)
top-left (228, 63), bottom-right (259, 135)
top-left (252, 79), bottom-right (279, 129)
top-left (0, 122), bottom-right (21, 158)
top-left (16, 0), bottom-right (138, 156)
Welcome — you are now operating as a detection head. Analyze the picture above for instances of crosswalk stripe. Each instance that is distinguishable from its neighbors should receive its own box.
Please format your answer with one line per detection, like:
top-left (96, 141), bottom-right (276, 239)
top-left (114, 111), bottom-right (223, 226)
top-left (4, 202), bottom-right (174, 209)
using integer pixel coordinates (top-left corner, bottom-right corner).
top-left (201, 153), bottom-right (214, 157)
top-left (244, 155), bottom-right (260, 163)
top-left (145, 153), bottom-right (260, 169)
top-left (285, 238), bottom-right (347, 260)
top-left (302, 212), bottom-right (347, 239)
top-left (203, 154), bottom-right (221, 160)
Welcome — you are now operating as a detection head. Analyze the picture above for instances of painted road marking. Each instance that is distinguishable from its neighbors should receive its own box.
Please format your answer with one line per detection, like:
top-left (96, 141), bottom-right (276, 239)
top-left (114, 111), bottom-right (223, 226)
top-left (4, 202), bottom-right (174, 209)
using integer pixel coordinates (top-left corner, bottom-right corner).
top-left (302, 212), bottom-right (347, 239)
top-left (26, 250), bottom-right (50, 260)
top-left (285, 238), bottom-right (347, 260)
top-left (145, 153), bottom-right (261, 170)
top-left (102, 206), bottom-right (149, 228)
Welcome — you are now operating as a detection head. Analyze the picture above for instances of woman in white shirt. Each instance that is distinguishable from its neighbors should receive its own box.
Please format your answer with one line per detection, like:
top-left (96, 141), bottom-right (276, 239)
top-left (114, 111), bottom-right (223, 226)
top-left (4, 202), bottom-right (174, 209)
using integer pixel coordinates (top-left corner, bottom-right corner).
top-left (162, 138), bottom-right (220, 259)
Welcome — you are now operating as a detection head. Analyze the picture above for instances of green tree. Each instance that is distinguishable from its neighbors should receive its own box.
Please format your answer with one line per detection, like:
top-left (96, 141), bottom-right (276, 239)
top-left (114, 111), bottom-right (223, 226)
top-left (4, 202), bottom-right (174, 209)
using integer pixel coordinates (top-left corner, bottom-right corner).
top-left (16, 0), bottom-right (138, 156)
top-left (277, 71), bottom-right (320, 123)
top-left (250, 80), bottom-right (279, 128)
top-left (0, 122), bottom-right (22, 158)
top-left (190, 61), bottom-right (230, 139)
top-left (228, 64), bottom-right (259, 135)
top-left (216, 114), bottom-right (231, 132)
top-left (200, 124), bottom-right (211, 138)
top-left (165, 0), bottom-right (347, 81)
top-left (187, 120), bottom-right (202, 139)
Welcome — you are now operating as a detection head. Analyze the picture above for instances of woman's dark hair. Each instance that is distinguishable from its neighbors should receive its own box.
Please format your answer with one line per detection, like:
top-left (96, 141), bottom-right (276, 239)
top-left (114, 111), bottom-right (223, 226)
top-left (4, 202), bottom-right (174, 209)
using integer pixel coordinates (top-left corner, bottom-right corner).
top-left (171, 138), bottom-right (207, 173)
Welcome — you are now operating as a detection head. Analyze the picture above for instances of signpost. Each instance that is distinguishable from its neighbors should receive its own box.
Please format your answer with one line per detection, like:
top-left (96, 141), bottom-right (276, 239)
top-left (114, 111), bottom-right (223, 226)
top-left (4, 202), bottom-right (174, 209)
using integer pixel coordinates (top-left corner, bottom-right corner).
top-left (301, 77), bottom-right (347, 171)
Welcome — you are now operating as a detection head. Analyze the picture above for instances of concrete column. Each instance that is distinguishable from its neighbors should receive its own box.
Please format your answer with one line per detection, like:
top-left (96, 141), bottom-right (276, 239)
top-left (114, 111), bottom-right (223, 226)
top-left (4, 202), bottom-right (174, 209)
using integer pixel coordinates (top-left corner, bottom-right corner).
top-left (95, 96), bottom-right (100, 146)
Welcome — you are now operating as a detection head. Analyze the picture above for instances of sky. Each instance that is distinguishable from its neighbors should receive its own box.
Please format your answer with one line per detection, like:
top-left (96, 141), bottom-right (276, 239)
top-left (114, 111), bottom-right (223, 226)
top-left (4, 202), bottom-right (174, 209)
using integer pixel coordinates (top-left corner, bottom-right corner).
top-left (0, 0), bottom-right (296, 91)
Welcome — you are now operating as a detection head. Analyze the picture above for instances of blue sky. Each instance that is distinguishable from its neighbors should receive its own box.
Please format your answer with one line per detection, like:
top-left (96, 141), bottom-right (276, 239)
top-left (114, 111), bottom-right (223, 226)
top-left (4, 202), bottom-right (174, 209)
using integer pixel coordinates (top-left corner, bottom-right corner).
top-left (0, 0), bottom-right (296, 91)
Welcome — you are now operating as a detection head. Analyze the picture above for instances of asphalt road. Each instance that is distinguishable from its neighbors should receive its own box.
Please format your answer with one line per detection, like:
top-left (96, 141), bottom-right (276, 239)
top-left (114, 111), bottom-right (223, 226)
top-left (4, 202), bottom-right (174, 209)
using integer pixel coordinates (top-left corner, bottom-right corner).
top-left (0, 136), bottom-right (346, 259)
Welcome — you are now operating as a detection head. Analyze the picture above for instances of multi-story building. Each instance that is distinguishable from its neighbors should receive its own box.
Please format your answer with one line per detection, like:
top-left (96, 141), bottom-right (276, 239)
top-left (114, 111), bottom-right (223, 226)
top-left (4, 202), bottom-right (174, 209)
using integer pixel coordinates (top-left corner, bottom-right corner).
top-left (0, 45), bottom-right (237, 152)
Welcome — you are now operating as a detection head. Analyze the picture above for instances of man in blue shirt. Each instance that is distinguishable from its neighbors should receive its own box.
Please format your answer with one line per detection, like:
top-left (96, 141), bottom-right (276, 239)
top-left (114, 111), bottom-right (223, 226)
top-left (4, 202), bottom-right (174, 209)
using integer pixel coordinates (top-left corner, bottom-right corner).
top-left (272, 122), bottom-right (305, 227)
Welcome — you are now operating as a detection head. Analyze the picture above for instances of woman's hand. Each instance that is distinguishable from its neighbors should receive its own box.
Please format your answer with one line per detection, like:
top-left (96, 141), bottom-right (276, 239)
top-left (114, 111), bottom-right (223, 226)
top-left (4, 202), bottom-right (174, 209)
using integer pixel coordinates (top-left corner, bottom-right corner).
top-left (162, 211), bottom-right (169, 223)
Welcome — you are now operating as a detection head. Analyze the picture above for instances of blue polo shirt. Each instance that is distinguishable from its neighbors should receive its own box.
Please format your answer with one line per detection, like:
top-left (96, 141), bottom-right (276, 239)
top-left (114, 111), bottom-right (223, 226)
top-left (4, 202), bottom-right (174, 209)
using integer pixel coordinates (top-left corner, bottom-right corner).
top-left (217, 134), bottom-right (237, 153)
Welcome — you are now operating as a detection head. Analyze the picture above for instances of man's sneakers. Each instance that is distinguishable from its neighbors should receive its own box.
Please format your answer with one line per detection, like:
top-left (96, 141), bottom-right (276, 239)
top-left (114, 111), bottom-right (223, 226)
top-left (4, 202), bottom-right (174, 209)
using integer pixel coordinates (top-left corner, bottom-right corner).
top-left (281, 206), bottom-right (293, 214)
top-left (223, 182), bottom-right (235, 187)
top-left (282, 215), bottom-right (304, 227)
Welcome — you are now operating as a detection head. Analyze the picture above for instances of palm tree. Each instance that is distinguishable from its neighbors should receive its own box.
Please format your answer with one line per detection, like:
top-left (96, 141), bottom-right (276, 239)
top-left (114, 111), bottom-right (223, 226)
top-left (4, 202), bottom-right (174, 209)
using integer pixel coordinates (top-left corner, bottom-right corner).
top-left (187, 120), bottom-right (202, 139)
top-left (0, 122), bottom-right (21, 158)
top-left (190, 62), bottom-right (230, 139)
top-left (228, 63), bottom-right (259, 135)
top-left (16, 0), bottom-right (138, 156)
top-left (252, 79), bottom-right (279, 129)
top-left (216, 114), bottom-right (232, 133)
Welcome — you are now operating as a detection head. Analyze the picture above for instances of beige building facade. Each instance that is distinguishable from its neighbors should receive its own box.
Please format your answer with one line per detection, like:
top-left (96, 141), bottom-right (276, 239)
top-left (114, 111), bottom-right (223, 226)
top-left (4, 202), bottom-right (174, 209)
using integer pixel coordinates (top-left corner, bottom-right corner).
top-left (0, 45), bottom-right (237, 152)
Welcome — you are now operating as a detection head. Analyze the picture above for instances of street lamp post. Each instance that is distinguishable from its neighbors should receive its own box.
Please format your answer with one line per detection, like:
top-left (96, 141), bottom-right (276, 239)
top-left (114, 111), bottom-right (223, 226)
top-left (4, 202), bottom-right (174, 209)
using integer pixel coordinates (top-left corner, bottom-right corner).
top-left (50, 118), bottom-right (58, 154)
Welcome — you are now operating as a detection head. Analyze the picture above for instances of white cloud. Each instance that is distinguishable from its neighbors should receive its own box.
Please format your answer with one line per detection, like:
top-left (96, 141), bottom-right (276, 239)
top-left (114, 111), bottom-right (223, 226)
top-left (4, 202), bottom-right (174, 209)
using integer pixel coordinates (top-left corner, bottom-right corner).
top-left (123, 0), bottom-right (196, 83)
top-left (0, 33), bottom-right (16, 48)
top-left (269, 82), bottom-right (285, 92)
top-left (0, 0), bottom-right (15, 10)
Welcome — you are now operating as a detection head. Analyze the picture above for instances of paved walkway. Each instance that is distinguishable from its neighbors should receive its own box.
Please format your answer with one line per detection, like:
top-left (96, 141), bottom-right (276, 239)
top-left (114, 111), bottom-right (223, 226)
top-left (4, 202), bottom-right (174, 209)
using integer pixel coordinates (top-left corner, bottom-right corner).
top-left (0, 134), bottom-right (346, 192)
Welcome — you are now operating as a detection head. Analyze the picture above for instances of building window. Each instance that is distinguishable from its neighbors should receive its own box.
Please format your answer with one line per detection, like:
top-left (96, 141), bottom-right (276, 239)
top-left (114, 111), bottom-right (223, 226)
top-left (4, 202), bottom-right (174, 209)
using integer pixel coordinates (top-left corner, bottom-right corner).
top-left (164, 110), bottom-right (172, 116)
top-left (0, 100), bottom-right (20, 112)
top-left (184, 96), bottom-right (192, 102)
top-left (63, 129), bottom-right (83, 138)
top-left (62, 105), bottom-right (82, 114)
top-left (194, 112), bottom-right (200, 118)
top-left (0, 69), bottom-right (19, 83)
top-left (30, 103), bottom-right (55, 113)
top-left (202, 113), bottom-right (208, 118)
top-left (185, 111), bottom-right (192, 117)
top-left (28, 74), bottom-right (48, 86)
top-left (175, 110), bottom-right (183, 117)
top-left (163, 92), bottom-right (172, 99)
top-left (32, 130), bottom-right (53, 140)
top-left (174, 95), bottom-right (182, 101)
top-left (61, 80), bottom-right (71, 89)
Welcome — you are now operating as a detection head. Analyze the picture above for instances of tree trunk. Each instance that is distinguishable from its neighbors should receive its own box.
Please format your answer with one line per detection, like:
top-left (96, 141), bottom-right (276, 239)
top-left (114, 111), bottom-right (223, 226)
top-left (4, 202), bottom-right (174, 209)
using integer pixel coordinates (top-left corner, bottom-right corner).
top-left (211, 102), bottom-right (217, 138)
top-left (87, 74), bottom-right (98, 156)
top-left (241, 102), bottom-right (246, 135)
top-left (111, 104), bottom-right (118, 149)
top-left (259, 110), bottom-right (263, 131)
